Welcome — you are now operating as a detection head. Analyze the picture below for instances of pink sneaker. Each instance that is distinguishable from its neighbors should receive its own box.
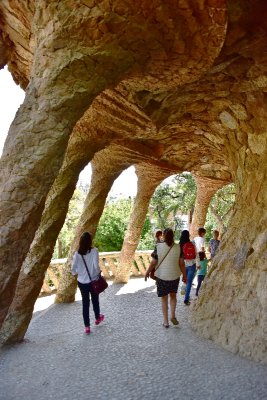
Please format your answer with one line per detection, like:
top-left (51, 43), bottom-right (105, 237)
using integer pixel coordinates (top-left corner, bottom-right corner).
top-left (84, 327), bottom-right (91, 334)
top-left (95, 314), bottom-right (105, 325)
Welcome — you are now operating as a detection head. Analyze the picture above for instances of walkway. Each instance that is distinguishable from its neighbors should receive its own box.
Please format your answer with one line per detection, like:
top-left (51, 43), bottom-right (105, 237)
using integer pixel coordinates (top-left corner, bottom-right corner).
top-left (0, 278), bottom-right (266, 400)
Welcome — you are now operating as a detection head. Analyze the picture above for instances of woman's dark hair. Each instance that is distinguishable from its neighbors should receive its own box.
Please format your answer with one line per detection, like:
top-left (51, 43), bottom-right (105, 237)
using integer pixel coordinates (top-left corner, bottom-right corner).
top-left (78, 232), bottom-right (92, 255)
top-left (179, 230), bottom-right (190, 247)
top-left (163, 228), bottom-right (174, 247)
top-left (199, 251), bottom-right (205, 261)
top-left (155, 230), bottom-right (163, 239)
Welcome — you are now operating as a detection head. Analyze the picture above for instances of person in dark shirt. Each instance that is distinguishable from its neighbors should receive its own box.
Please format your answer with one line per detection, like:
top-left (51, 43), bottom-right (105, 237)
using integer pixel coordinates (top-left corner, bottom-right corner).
top-left (208, 230), bottom-right (220, 258)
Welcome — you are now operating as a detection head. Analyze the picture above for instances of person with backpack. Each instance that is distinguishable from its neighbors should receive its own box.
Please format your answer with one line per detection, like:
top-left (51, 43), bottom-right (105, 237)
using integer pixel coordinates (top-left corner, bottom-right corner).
top-left (179, 230), bottom-right (200, 305)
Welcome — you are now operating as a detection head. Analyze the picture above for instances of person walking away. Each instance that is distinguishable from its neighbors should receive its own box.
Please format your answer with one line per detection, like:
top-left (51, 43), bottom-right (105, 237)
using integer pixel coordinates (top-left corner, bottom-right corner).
top-left (72, 231), bottom-right (105, 334)
top-left (145, 228), bottom-right (187, 328)
top-left (179, 230), bottom-right (200, 305)
top-left (208, 230), bottom-right (220, 258)
top-left (194, 227), bottom-right (206, 252)
top-left (196, 251), bottom-right (208, 296)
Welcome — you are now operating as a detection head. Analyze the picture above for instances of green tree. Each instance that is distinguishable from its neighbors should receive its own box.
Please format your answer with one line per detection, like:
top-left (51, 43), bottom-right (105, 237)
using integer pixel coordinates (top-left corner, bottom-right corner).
top-left (149, 172), bottom-right (196, 238)
top-left (93, 198), bottom-right (133, 251)
top-left (205, 183), bottom-right (235, 240)
top-left (137, 216), bottom-right (154, 250)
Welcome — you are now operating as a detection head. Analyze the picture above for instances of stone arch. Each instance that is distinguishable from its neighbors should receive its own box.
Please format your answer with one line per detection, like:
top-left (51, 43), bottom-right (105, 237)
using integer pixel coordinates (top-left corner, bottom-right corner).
top-left (56, 144), bottom-right (146, 304)
top-left (0, 0), bottom-right (266, 362)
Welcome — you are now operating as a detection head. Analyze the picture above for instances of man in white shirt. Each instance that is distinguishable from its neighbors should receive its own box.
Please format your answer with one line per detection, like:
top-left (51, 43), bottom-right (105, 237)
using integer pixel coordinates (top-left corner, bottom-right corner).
top-left (194, 227), bottom-right (206, 252)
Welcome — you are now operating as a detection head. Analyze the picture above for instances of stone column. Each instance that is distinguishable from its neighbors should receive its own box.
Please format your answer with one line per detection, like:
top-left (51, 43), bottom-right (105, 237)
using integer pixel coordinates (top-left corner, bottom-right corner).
top-left (189, 175), bottom-right (226, 239)
top-left (0, 3), bottom-right (148, 326)
top-left (115, 164), bottom-right (172, 283)
top-left (0, 129), bottom-right (106, 344)
top-left (55, 145), bottom-right (139, 304)
top-left (191, 94), bottom-right (267, 363)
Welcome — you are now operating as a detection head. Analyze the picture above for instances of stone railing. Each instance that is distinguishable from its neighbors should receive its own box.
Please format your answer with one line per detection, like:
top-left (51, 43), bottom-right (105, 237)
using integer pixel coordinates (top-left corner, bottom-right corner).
top-left (41, 250), bottom-right (152, 295)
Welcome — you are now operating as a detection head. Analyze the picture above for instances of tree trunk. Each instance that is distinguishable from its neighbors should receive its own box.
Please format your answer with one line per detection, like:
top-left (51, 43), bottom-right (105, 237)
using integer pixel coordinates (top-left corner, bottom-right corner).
top-left (57, 239), bottom-right (63, 259)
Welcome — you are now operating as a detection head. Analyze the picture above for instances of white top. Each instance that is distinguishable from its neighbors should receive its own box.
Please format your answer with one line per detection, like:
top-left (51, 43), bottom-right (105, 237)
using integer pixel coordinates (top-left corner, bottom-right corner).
top-left (154, 242), bottom-right (181, 281)
top-left (194, 236), bottom-right (205, 252)
top-left (72, 248), bottom-right (101, 284)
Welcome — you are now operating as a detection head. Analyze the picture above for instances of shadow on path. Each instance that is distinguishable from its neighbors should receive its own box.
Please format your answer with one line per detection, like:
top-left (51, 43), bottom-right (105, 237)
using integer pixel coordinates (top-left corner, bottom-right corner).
top-left (0, 278), bottom-right (266, 400)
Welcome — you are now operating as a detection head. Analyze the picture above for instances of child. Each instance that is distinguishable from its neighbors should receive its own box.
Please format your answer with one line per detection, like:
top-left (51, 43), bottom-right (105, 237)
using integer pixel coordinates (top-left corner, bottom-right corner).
top-left (208, 230), bottom-right (220, 258)
top-left (155, 230), bottom-right (163, 243)
top-left (196, 251), bottom-right (208, 296)
top-left (194, 227), bottom-right (206, 252)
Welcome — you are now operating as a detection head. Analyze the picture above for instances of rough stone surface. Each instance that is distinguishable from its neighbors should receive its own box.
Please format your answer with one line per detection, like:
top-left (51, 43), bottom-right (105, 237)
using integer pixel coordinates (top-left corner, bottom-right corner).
top-left (115, 163), bottom-right (174, 283)
top-left (189, 175), bottom-right (226, 238)
top-left (0, 279), bottom-right (267, 400)
top-left (0, 0), bottom-right (266, 361)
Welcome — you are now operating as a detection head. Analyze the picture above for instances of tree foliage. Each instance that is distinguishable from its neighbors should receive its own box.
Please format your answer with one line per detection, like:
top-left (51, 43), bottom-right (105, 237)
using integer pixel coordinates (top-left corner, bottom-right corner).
top-left (149, 172), bottom-right (197, 238)
top-left (205, 183), bottom-right (236, 240)
top-left (93, 198), bottom-right (154, 251)
top-left (53, 175), bottom-right (235, 258)
top-left (93, 198), bottom-right (133, 251)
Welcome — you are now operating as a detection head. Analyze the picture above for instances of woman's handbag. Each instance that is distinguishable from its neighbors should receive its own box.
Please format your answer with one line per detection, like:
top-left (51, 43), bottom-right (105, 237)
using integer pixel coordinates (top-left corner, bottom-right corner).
top-left (89, 275), bottom-right (108, 295)
top-left (150, 244), bottom-right (174, 280)
top-left (81, 255), bottom-right (108, 294)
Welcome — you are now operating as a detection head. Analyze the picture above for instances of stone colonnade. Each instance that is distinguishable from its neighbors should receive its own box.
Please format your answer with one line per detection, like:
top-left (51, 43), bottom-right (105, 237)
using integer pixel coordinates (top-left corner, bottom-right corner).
top-left (1, 0), bottom-right (267, 363)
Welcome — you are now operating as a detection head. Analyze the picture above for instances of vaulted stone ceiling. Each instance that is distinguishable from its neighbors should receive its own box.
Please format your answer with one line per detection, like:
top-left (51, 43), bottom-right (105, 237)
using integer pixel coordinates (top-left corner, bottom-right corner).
top-left (0, 1), bottom-right (267, 362)
top-left (1, 1), bottom-right (266, 182)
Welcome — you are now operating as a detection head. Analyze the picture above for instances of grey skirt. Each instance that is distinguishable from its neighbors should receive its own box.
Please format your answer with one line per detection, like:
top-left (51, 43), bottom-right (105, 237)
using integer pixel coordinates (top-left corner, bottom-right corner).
top-left (156, 277), bottom-right (180, 297)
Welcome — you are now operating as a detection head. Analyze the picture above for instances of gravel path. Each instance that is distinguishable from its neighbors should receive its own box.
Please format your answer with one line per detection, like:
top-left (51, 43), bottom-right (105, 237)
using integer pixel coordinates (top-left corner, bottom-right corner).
top-left (0, 278), bottom-right (266, 400)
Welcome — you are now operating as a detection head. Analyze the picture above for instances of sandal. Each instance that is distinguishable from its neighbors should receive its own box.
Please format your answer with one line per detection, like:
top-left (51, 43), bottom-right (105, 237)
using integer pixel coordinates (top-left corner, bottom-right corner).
top-left (162, 323), bottom-right (170, 328)
top-left (171, 317), bottom-right (179, 326)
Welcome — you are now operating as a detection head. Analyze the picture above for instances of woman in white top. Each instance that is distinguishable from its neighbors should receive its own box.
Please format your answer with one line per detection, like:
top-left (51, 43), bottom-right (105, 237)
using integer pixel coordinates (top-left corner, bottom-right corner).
top-left (72, 232), bottom-right (104, 334)
top-left (145, 228), bottom-right (187, 328)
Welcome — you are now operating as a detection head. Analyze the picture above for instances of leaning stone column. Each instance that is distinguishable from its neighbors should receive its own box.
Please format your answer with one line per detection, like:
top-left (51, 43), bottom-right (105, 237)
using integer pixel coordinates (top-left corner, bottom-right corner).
top-left (0, 6), bottom-right (146, 325)
top-left (191, 96), bottom-right (267, 363)
top-left (55, 145), bottom-right (141, 304)
top-left (0, 129), bottom-right (106, 344)
top-left (189, 175), bottom-right (226, 239)
top-left (115, 163), bottom-right (173, 283)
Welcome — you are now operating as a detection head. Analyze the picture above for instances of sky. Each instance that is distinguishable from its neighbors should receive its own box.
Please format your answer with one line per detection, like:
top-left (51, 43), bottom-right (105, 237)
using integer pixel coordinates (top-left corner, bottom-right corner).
top-left (0, 67), bottom-right (138, 197)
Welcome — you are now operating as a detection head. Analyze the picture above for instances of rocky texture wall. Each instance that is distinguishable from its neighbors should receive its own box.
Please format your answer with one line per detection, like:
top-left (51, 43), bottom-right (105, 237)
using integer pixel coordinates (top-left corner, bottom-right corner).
top-left (0, 0), bottom-right (266, 361)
